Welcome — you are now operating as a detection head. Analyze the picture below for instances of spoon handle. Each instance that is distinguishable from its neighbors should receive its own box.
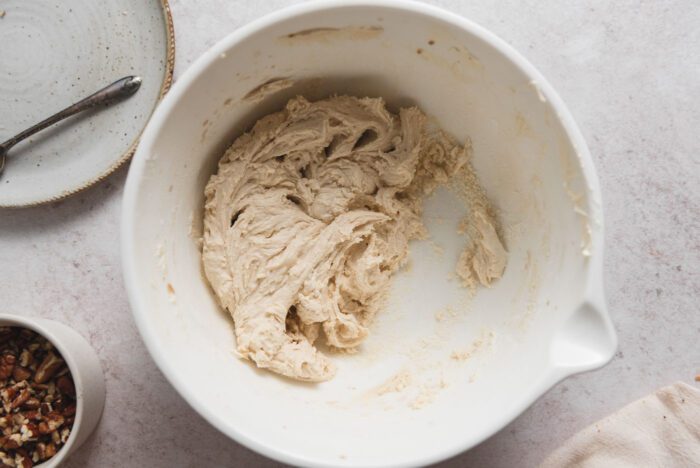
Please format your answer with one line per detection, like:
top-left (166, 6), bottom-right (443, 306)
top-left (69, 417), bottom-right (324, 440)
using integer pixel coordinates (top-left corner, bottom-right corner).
top-left (1, 76), bottom-right (142, 151)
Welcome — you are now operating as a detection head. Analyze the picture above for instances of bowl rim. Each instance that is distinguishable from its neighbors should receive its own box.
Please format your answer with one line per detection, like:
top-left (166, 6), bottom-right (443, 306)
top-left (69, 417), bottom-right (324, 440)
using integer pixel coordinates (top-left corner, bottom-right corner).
top-left (121, 1), bottom-right (617, 466)
top-left (0, 314), bottom-right (87, 468)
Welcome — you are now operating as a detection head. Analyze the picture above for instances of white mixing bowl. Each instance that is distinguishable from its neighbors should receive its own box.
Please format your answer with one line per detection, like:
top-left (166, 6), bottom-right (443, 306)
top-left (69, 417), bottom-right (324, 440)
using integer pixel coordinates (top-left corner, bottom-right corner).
top-left (122, 1), bottom-right (617, 466)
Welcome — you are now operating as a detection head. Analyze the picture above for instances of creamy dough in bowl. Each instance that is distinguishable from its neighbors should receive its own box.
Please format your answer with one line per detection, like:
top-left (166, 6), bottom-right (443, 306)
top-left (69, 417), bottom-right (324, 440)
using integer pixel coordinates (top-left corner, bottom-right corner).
top-left (202, 96), bottom-right (506, 382)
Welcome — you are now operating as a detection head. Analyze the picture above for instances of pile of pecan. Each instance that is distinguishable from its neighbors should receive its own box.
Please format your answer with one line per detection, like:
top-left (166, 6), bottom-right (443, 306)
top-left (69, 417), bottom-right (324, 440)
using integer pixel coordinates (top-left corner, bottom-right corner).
top-left (0, 327), bottom-right (76, 467)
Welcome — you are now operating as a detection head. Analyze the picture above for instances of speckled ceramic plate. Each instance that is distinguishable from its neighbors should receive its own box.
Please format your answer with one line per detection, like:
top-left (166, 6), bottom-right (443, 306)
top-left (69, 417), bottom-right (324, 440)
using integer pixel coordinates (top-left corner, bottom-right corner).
top-left (0, 0), bottom-right (174, 207)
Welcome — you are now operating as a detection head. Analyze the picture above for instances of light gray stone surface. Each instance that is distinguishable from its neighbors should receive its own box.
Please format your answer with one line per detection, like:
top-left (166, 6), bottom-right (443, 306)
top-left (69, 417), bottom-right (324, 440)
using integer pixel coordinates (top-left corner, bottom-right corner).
top-left (1, 1), bottom-right (698, 466)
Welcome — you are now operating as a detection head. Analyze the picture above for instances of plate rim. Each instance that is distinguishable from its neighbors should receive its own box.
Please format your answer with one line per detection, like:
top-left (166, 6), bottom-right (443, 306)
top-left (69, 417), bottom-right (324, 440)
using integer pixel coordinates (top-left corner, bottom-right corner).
top-left (0, 0), bottom-right (176, 209)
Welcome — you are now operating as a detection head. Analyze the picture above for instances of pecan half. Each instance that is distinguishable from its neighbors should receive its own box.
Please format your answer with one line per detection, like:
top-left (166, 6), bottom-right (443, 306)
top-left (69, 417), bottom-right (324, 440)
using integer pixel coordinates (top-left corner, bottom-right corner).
top-left (33, 354), bottom-right (63, 384)
top-left (0, 354), bottom-right (16, 381)
top-left (12, 367), bottom-right (31, 383)
top-left (18, 350), bottom-right (31, 369)
top-left (55, 376), bottom-right (75, 398)
top-left (10, 390), bottom-right (30, 410)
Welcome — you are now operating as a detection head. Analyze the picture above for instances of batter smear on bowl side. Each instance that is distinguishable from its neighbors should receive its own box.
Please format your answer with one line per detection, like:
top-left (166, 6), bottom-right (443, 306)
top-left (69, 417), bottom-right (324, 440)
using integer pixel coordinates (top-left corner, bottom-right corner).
top-left (202, 96), bottom-right (506, 382)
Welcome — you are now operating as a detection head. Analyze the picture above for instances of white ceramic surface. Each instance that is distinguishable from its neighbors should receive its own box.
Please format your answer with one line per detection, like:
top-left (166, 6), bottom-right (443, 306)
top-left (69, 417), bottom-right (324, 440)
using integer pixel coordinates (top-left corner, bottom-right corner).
top-left (0, 314), bottom-right (106, 468)
top-left (0, 0), bottom-right (174, 208)
top-left (122, 1), bottom-right (616, 466)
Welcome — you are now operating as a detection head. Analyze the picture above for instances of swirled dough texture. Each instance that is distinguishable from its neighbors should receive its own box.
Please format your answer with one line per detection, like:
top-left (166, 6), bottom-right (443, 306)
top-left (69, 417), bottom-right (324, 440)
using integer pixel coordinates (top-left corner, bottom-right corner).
top-left (203, 96), bottom-right (506, 382)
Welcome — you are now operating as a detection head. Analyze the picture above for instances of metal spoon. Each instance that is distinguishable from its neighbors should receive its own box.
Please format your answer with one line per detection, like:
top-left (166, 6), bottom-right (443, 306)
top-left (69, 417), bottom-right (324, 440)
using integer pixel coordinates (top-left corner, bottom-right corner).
top-left (0, 75), bottom-right (142, 176)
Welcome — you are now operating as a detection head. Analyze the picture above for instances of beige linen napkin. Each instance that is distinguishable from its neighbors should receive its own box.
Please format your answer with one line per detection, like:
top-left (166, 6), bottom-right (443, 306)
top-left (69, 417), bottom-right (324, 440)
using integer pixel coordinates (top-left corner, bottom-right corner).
top-left (541, 382), bottom-right (700, 467)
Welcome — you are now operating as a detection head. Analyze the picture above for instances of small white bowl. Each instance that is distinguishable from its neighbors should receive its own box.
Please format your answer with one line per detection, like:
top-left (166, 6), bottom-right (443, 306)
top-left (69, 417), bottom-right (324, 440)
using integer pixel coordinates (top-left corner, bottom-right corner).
top-left (122, 1), bottom-right (617, 466)
top-left (0, 314), bottom-right (106, 467)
